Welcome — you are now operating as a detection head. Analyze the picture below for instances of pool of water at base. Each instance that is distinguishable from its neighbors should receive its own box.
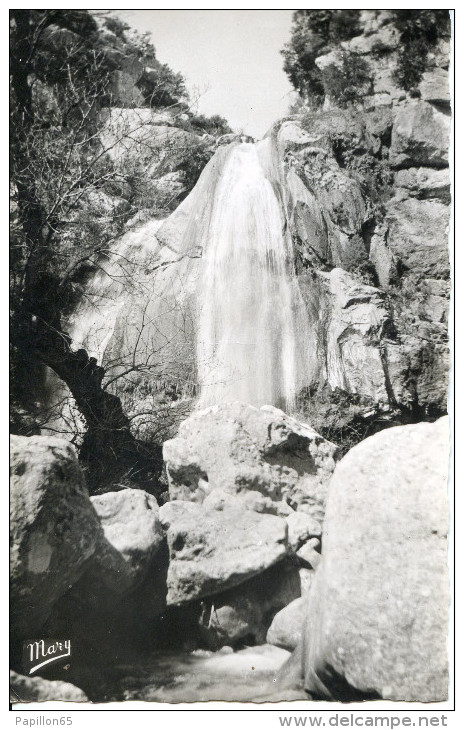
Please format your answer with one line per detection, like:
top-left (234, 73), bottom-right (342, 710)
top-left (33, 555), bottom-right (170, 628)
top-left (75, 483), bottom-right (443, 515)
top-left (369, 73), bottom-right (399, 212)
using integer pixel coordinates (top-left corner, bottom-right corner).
top-left (88, 644), bottom-right (308, 704)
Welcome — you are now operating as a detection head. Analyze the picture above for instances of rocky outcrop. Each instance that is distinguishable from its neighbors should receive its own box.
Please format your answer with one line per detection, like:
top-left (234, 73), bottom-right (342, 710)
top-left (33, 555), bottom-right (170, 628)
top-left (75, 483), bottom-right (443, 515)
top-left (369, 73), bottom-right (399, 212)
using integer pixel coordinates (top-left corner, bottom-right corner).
top-left (10, 670), bottom-right (88, 703)
top-left (163, 402), bottom-right (340, 522)
top-left (303, 417), bottom-right (449, 702)
top-left (275, 11), bottom-right (451, 442)
top-left (10, 435), bottom-right (102, 638)
top-left (10, 435), bottom-right (169, 682)
top-left (384, 197), bottom-right (449, 279)
top-left (158, 405), bottom-right (337, 651)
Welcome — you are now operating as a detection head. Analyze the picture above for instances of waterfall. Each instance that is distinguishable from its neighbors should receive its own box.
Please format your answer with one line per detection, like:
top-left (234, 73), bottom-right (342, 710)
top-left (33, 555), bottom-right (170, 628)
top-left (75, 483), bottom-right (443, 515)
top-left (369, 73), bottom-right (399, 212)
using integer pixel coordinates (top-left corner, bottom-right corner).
top-left (195, 139), bottom-right (311, 411)
top-left (59, 135), bottom-right (315, 418)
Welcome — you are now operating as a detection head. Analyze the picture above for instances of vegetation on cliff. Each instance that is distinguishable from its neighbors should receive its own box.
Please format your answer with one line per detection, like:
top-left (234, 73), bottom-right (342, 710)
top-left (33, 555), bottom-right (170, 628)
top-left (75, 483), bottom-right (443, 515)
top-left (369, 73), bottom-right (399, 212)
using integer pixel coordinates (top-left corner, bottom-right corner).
top-left (282, 10), bottom-right (450, 452)
top-left (282, 10), bottom-right (450, 105)
top-left (9, 9), bottom-right (230, 493)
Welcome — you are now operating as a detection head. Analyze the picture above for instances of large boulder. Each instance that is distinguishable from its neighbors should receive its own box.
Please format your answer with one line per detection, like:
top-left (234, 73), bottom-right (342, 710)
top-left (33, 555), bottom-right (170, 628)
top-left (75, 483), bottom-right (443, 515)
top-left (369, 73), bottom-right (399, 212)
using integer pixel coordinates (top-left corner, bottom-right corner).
top-left (303, 417), bottom-right (450, 702)
top-left (394, 168), bottom-right (450, 204)
top-left (10, 435), bottom-right (101, 638)
top-left (90, 488), bottom-right (165, 592)
top-left (163, 402), bottom-right (339, 523)
top-left (385, 337), bottom-right (449, 414)
top-left (160, 500), bottom-right (289, 605)
top-left (267, 597), bottom-right (305, 652)
top-left (41, 489), bottom-right (169, 667)
top-left (10, 670), bottom-right (88, 703)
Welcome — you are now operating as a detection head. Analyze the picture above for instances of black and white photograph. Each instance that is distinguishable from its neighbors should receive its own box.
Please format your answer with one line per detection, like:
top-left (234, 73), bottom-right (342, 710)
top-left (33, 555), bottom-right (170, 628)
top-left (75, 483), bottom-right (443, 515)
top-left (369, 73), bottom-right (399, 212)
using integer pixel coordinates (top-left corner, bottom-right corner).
top-left (9, 6), bottom-right (453, 711)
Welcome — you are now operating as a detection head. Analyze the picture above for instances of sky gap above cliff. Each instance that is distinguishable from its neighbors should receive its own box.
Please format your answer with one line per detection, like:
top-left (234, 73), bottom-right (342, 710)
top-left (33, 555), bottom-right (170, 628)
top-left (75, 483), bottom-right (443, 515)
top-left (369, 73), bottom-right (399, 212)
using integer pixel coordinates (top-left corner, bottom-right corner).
top-left (113, 9), bottom-right (295, 137)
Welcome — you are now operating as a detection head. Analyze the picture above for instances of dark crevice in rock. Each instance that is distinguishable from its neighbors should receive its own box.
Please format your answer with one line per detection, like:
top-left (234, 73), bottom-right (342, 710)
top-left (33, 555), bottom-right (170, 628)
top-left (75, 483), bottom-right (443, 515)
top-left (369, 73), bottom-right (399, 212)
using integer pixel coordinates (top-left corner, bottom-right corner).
top-left (429, 100), bottom-right (451, 115)
top-left (360, 218), bottom-right (377, 256)
top-left (393, 161), bottom-right (449, 172)
top-left (379, 340), bottom-right (398, 408)
top-left (309, 661), bottom-right (382, 702)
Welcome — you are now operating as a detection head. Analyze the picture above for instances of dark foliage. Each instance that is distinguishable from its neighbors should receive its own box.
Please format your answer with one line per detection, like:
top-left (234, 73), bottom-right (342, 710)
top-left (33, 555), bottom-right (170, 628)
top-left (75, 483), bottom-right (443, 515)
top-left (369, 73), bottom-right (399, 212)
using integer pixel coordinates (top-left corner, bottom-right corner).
top-left (321, 51), bottom-right (372, 106)
top-left (187, 113), bottom-right (232, 137)
top-left (281, 10), bottom-right (361, 103)
top-left (391, 10), bottom-right (450, 90)
top-left (10, 10), bottom-right (230, 494)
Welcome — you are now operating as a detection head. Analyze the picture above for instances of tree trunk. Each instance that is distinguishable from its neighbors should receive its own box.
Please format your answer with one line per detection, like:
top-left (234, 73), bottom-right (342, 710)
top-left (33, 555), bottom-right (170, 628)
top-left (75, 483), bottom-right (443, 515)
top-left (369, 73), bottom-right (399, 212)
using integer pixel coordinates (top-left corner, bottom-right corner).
top-left (10, 9), bottom-right (163, 498)
top-left (23, 314), bottom-right (163, 496)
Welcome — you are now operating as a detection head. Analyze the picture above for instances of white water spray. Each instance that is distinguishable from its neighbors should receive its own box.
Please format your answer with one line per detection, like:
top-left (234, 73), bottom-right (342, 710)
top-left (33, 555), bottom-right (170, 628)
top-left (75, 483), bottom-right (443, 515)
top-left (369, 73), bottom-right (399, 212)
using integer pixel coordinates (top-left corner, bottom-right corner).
top-left (61, 136), bottom-right (315, 415)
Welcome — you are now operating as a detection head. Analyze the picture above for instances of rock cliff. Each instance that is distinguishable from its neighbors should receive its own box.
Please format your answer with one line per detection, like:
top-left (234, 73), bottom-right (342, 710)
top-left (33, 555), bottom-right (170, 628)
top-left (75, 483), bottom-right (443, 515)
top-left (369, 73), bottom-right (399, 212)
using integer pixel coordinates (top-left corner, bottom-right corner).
top-left (56, 11), bottom-right (450, 457)
top-left (282, 9), bottom-right (450, 445)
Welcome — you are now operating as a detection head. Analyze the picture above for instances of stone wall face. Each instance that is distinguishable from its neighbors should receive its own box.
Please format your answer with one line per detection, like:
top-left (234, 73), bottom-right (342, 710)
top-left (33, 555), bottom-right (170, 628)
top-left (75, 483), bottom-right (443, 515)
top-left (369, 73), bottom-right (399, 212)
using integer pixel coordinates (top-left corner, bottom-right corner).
top-left (281, 11), bottom-right (450, 436)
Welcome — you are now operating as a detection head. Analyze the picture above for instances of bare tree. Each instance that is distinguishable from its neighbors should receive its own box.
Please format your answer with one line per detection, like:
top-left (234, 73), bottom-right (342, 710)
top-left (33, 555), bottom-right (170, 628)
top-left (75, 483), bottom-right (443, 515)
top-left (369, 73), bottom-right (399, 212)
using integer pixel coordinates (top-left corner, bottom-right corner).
top-left (10, 9), bottom-right (216, 494)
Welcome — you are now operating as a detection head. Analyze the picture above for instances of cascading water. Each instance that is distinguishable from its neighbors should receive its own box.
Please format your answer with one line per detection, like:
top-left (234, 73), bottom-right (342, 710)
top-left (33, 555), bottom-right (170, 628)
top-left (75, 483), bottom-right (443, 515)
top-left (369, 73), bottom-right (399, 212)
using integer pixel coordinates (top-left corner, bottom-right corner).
top-left (195, 139), bottom-right (312, 411)
top-left (57, 134), bottom-right (316, 419)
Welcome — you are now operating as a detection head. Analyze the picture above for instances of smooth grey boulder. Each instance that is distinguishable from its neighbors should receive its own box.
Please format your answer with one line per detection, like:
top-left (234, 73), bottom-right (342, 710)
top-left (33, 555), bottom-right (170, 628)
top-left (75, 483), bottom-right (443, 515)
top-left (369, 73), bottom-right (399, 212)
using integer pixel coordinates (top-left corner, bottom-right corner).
top-left (267, 597), bottom-right (304, 652)
top-left (10, 670), bottom-right (88, 703)
top-left (90, 488), bottom-right (165, 592)
top-left (10, 435), bottom-right (101, 637)
top-left (303, 417), bottom-right (450, 702)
